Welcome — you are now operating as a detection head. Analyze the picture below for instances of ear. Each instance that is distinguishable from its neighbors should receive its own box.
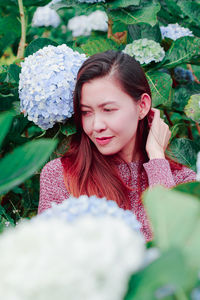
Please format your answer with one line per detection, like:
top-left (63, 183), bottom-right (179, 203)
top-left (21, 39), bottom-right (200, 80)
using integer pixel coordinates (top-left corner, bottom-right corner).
top-left (138, 93), bottom-right (151, 120)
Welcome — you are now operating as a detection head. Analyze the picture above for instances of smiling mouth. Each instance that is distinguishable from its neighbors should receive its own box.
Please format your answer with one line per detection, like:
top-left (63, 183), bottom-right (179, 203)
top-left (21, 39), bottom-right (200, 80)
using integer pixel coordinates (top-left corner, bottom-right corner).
top-left (95, 136), bottom-right (113, 145)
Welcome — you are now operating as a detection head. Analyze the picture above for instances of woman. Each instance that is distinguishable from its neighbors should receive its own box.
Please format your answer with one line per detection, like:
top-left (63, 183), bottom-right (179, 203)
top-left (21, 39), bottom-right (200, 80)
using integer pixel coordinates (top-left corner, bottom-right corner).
top-left (38, 51), bottom-right (196, 241)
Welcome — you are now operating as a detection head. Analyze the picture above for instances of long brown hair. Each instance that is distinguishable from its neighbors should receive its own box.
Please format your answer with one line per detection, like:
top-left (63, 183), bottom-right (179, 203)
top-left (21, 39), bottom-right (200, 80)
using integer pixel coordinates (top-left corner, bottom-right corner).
top-left (61, 51), bottom-right (179, 209)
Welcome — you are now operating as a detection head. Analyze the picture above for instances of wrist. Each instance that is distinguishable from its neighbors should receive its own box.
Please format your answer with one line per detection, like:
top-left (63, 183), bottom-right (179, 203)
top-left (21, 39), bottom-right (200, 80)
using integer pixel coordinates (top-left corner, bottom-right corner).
top-left (147, 150), bottom-right (165, 160)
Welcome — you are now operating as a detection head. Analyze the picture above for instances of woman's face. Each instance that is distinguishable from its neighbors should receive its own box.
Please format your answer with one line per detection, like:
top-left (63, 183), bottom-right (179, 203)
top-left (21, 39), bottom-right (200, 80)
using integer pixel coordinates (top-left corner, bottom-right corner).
top-left (80, 76), bottom-right (141, 162)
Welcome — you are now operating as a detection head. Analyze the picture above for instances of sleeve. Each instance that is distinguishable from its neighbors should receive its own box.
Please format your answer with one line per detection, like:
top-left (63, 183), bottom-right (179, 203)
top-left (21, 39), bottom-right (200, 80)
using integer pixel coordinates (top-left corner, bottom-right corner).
top-left (38, 158), bottom-right (70, 214)
top-left (143, 158), bottom-right (196, 188)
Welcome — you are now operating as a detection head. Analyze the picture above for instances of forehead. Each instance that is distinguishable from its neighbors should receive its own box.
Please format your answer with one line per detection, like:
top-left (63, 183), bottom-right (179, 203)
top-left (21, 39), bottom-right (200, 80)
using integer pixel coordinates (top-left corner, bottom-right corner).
top-left (81, 76), bottom-right (135, 107)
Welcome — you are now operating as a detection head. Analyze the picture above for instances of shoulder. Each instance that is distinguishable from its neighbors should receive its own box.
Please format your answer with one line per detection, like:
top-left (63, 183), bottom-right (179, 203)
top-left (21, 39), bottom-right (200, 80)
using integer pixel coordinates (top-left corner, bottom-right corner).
top-left (41, 157), bottom-right (63, 177)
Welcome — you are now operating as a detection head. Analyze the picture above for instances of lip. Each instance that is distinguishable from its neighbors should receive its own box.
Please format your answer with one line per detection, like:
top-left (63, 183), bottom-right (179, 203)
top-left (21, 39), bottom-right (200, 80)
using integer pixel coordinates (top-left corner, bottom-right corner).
top-left (95, 136), bottom-right (113, 146)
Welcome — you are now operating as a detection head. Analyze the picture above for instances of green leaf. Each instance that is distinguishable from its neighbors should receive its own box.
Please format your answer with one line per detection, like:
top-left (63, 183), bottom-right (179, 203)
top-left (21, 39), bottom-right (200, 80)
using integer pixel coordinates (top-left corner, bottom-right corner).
top-left (144, 186), bottom-right (199, 249)
top-left (173, 82), bottom-right (200, 112)
top-left (160, 37), bottom-right (200, 69)
top-left (128, 23), bottom-right (162, 42)
top-left (23, 0), bottom-right (50, 6)
top-left (146, 71), bottom-right (172, 107)
top-left (173, 182), bottom-right (200, 199)
top-left (125, 248), bottom-right (188, 300)
top-left (25, 38), bottom-right (58, 57)
top-left (167, 138), bottom-right (199, 170)
top-left (0, 139), bottom-right (57, 195)
top-left (177, 0), bottom-right (200, 26)
top-left (61, 120), bottom-right (76, 137)
top-left (184, 94), bottom-right (200, 124)
top-left (0, 111), bottom-right (13, 147)
top-left (143, 186), bottom-right (200, 270)
top-left (108, 0), bottom-right (140, 9)
top-left (81, 37), bottom-right (120, 56)
top-left (108, 2), bottom-right (160, 26)
top-left (7, 64), bottom-right (21, 84)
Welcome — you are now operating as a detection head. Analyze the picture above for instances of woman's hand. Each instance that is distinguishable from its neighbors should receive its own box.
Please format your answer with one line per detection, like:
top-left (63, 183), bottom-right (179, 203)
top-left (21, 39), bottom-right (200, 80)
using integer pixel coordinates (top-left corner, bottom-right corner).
top-left (145, 108), bottom-right (171, 160)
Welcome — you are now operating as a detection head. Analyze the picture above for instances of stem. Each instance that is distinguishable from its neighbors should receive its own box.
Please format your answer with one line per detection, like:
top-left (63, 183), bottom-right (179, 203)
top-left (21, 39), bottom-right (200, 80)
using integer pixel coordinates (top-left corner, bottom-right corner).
top-left (17, 0), bottom-right (26, 60)
top-left (196, 122), bottom-right (200, 135)
top-left (187, 64), bottom-right (200, 84)
top-left (184, 120), bottom-right (193, 140)
top-left (164, 109), bottom-right (173, 126)
top-left (107, 18), bottom-right (113, 39)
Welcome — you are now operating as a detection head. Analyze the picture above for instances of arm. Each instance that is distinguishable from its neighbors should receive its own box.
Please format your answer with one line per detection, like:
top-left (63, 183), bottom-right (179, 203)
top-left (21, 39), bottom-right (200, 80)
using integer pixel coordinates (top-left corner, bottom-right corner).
top-left (38, 158), bottom-right (70, 214)
top-left (143, 158), bottom-right (196, 188)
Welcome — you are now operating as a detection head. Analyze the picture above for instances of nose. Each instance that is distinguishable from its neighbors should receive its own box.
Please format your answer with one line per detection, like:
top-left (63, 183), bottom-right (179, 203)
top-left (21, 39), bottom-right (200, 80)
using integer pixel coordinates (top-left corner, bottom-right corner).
top-left (92, 113), bottom-right (106, 132)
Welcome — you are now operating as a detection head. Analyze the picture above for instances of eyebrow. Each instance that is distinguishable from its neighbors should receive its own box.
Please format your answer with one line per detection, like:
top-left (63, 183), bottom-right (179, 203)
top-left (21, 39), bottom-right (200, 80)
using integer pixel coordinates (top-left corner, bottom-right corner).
top-left (80, 101), bottom-right (117, 108)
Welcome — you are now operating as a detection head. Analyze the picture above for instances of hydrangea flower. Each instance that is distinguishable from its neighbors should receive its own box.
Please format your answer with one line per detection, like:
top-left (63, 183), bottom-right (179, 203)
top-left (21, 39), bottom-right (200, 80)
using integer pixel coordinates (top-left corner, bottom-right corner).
top-left (68, 10), bottom-right (108, 37)
top-left (184, 94), bottom-right (200, 123)
top-left (32, 5), bottom-right (61, 28)
top-left (39, 195), bottom-right (143, 235)
top-left (174, 67), bottom-right (194, 82)
top-left (123, 38), bottom-right (165, 65)
top-left (78, 0), bottom-right (105, 3)
top-left (0, 216), bottom-right (145, 300)
top-left (160, 23), bottom-right (193, 40)
top-left (19, 44), bottom-right (86, 130)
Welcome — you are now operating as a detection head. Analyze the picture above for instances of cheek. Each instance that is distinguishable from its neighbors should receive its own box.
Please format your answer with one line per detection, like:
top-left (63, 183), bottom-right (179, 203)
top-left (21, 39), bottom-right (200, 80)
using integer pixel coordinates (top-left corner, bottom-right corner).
top-left (82, 118), bottom-right (91, 135)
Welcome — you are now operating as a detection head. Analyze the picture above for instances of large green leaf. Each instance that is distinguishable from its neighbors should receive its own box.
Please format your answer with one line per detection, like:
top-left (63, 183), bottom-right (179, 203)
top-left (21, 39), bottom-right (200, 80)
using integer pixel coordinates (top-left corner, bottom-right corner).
top-left (108, 2), bottom-right (160, 26)
top-left (160, 37), bottom-right (200, 69)
top-left (177, 0), bottom-right (200, 26)
top-left (81, 37), bottom-right (120, 56)
top-left (108, 0), bottom-right (140, 9)
top-left (173, 182), bottom-right (200, 199)
top-left (25, 38), bottom-right (58, 57)
top-left (128, 23), bottom-right (162, 42)
top-left (0, 139), bottom-right (57, 195)
top-left (125, 248), bottom-right (188, 300)
top-left (167, 138), bottom-right (199, 170)
top-left (23, 0), bottom-right (50, 6)
top-left (146, 71), bottom-right (172, 107)
top-left (143, 186), bottom-right (200, 270)
top-left (0, 111), bottom-right (13, 147)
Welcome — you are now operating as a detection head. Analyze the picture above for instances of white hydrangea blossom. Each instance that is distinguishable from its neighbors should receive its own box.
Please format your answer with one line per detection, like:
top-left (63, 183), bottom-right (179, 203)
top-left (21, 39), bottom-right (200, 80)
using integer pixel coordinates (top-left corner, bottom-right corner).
top-left (123, 38), bottom-right (165, 65)
top-left (196, 152), bottom-right (200, 181)
top-left (39, 195), bottom-right (143, 235)
top-left (19, 44), bottom-right (86, 130)
top-left (32, 5), bottom-right (61, 28)
top-left (160, 23), bottom-right (194, 40)
top-left (0, 216), bottom-right (145, 300)
top-left (68, 10), bottom-right (108, 37)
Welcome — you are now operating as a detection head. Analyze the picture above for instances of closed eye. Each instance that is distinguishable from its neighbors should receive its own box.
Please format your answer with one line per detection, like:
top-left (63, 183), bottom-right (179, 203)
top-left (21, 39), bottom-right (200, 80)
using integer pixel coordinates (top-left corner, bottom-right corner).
top-left (81, 111), bottom-right (92, 116)
top-left (103, 108), bottom-right (115, 112)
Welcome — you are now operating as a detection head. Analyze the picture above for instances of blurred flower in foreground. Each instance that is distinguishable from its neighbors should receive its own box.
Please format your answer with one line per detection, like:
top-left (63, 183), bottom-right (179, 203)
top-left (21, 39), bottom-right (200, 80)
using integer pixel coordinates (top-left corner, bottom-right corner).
top-left (160, 23), bottom-right (193, 40)
top-left (32, 5), bottom-right (61, 28)
top-left (174, 67), bottom-right (194, 83)
top-left (19, 44), bottom-right (86, 130)
top-left (0, 215), bottom-right (145, 300)
top-left (68, 10), bottom-right (108, 37)
top-left (39, 195), bottom-right (143, 235)
top-left (123, 38), bottom-right (165, 65)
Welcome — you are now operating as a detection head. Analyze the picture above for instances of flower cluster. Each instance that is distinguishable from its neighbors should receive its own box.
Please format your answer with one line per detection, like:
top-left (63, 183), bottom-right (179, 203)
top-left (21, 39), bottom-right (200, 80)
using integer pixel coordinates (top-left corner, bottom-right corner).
top-left (78, 0), bottom-right (105, 2)
top-left (123, 38), bottom-right (165, 65)
top-left (19, 44), bottom-right (86, 130)
top-left (174, 67), bottom-right (194, 82)
top-left (39, 195), bottom-right (143, 235)
top-left (184, 94), bottom-right (200, 123)
top-left (0, 215), bottom-right (145, 300)
top-left (160, 23), bottom-right (193, 40)
top-left (68, 10), bottom-right (108, 37)
top-left (32, 5), bottom-right (61, 28)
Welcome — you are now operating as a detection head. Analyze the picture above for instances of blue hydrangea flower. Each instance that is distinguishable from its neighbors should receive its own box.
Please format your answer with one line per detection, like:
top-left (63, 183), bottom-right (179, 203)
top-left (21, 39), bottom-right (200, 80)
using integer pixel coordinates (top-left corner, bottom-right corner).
top-left (19, 45), bottom-right (86, 130)
top-left (39, 195), bottom-right (143, 236)
top-left (123, 38), bottom-right (165, 65)
top-left (174, 67), bottom-right (194, 82)
top-left (160, 23), bottom-right (193, 40)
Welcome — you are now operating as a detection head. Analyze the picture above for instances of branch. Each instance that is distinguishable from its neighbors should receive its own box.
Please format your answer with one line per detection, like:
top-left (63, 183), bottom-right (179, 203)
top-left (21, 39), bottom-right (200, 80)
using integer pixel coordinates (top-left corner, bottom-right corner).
top-left (196, 122), bottom-right (200, 135)
top-left (187, 64), bottom-right (200, 84)
top-left (17, 0), bottom-right (26, 60)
